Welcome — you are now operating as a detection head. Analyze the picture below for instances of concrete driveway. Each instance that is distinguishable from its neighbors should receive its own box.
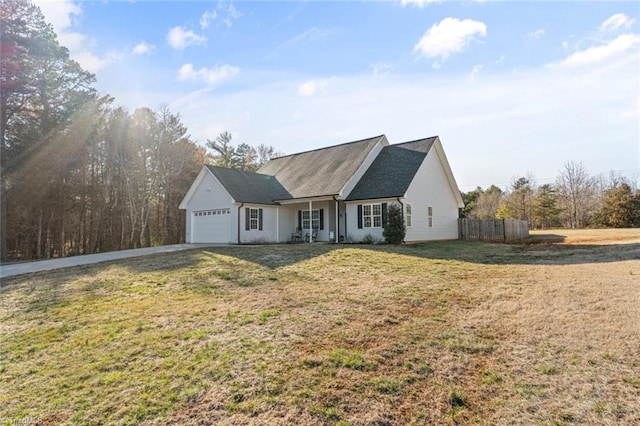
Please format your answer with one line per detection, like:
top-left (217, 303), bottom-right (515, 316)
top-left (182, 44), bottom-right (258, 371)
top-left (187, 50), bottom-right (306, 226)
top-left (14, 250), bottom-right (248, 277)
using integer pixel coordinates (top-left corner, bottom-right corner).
top-left (0, 244), bottom-right (218, 279)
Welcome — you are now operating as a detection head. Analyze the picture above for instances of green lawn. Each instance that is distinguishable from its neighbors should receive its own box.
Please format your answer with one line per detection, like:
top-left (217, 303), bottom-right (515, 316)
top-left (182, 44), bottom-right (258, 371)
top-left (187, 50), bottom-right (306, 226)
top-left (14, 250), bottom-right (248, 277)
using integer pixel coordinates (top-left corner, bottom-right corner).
top-left (1, 234), bottom-right (639, 425)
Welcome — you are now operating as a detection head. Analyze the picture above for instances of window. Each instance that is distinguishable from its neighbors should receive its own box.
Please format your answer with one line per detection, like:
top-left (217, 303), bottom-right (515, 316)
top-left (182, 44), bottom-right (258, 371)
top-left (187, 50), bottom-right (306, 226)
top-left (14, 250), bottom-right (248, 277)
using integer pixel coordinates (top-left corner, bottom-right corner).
top-left (406, 203), bottom-right (412, 227)
top-left (297, 209), bottom-right (324, 231)
top-left (363, 203), bottom-right (382, 228)
top-left (427, 206), bottom-right (433, 228)
top-left (245, 207), bottom-right (263, 231)
top-left (194, 208), bottom-right (230, 217)
top-left (249, 208), bottom-right (259, 230)
top-left (302, 209), bottom-right (320, 230)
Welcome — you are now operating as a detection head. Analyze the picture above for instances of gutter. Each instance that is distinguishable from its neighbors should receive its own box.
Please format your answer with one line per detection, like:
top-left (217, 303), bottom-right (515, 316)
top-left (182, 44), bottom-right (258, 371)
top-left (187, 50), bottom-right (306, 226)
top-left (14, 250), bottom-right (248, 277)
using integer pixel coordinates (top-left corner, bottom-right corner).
top-left (237, 202), bottom-right (244, 244)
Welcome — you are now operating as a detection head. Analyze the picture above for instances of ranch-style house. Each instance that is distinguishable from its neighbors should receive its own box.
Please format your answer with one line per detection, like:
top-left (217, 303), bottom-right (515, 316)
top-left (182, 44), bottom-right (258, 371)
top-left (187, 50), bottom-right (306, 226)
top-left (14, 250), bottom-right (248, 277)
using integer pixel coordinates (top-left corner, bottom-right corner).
top-left (179, 134), bottom-right (464, 244)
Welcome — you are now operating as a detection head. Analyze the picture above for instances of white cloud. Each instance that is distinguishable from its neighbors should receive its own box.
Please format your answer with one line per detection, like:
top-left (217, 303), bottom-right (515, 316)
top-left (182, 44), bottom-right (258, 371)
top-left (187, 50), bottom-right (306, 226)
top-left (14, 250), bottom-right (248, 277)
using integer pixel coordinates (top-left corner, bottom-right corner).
top-left (297, 79), bottom-right (329, 97)
top-left (74, 50), bottom-right (123, 74)
top-left (200, 10), bottom-right (218, 29)
top-left (167, 26), bottom-right (207, 50)
top-left (199, 2), bottom-right (241, 30)
top-left (599, 13), bottom-right (635, 33)
top-left (372, 62), bottom-right (394, 77)
top-left (529, 29), bottom-right (545, 39)
top-left (556, 34), bottom-right (640, 67)
top-left (400, 0), bottom-right (441, 7)
top-left (132, 42), bottom-right (155, 55)
top-left (33, 0), bottom-right (82, 48)
top-left (177, 64), bottom-right (239, 86)
top-left (33, 0), bottom-right (124, 73)
top-left (414, 17), bottom-right (487, 67)
top-left (289, 27), bottom-right (335, 45)
top-left (469, 64), bottom-right (483, 81)
top-left (220, 1), bottom-right (242, 28)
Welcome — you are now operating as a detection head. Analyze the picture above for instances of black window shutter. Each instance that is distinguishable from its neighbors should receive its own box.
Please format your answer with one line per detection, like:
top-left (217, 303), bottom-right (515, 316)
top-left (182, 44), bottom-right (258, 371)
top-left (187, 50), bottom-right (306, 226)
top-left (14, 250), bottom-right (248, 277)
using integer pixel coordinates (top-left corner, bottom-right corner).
top-left (382, 203), bottom-right (388, 228)
top-left (245, 208), bottom-right (250, 230)
top-left (258, 208), bottom-right (263, 231)
top-left (357, 204), bottom-right (363, 229)
top-left (297, 210), bottom-right (302, 229)
top-left (319, 209), bottom-right (324, 230)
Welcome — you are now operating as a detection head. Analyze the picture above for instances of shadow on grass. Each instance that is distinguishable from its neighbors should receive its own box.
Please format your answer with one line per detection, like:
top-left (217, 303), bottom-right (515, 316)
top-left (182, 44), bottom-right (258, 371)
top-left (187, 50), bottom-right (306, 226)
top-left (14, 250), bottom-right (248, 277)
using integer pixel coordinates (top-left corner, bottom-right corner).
top-left (1, 239), bottom-right (638, 293)
top-left (193, 239), bottom-right (639, 270)
top-left (519, 233), bottom-right (567, 244)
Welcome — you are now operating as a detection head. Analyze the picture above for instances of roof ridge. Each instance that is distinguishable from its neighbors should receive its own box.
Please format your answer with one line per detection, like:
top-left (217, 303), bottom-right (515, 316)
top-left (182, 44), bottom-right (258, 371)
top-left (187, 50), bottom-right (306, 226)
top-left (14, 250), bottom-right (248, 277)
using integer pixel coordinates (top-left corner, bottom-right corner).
top-left (393, 135), bottom-right (438, 146)
top-left (206, 164), bottom-right (275, 178)
top-left (269, 134), bottom-right (386, 160)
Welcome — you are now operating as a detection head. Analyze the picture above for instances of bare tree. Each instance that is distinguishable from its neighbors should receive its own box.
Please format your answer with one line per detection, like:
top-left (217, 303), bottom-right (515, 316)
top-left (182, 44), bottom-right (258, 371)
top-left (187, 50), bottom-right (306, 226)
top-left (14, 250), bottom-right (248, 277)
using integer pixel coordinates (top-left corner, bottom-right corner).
top-left (556, 161), bottom-right (596, 228)
top-left (469, 185), bottom-right (504, 219)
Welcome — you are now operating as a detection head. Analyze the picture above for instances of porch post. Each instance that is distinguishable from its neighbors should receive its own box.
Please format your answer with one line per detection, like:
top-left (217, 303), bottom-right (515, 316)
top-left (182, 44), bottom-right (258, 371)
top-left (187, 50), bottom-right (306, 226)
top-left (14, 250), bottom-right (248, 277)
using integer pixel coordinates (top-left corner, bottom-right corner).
top-left (308, 200), bottom-right (313, 243)
top-left (276, 206), bottom-right (280, 243)
top-left (335, 200), bottom-right (339, 242)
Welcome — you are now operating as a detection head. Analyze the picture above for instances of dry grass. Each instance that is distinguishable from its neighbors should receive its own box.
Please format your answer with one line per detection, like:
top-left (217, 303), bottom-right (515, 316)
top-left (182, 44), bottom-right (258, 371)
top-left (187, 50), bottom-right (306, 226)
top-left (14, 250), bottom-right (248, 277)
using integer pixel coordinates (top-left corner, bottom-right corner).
top-left (530, 228), bottom-right (640, 244)
top-left (1, 229), bottom-right (639, 425)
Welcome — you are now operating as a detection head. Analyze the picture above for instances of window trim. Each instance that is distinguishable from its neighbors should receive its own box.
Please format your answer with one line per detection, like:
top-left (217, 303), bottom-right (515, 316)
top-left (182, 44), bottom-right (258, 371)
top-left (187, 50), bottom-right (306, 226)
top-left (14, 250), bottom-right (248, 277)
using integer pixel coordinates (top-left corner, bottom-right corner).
top-left (245, 207), bottom-right (263, 231)
top-left (362, 203), bottom-right (382, 228)
top-left (406, 203), bottom-right (412, 227)
top-left (302, 209), bottom-right (320, 230)
top-left (249, 208), bottom-right (259, 230)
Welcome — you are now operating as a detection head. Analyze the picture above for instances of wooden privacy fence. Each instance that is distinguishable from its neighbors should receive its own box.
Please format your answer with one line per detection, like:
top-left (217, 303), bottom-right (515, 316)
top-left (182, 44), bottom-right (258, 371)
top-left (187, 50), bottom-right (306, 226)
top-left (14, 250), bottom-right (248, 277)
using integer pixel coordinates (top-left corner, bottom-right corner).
top-left (458, 219), bottom-right (529, 242)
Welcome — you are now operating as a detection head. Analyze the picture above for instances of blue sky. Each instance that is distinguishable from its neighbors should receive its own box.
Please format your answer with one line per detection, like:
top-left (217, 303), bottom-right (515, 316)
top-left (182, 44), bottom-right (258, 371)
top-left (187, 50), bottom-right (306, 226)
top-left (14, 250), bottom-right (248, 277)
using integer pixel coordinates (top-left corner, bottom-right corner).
top-left (35, 0), bottom-right (639, 190)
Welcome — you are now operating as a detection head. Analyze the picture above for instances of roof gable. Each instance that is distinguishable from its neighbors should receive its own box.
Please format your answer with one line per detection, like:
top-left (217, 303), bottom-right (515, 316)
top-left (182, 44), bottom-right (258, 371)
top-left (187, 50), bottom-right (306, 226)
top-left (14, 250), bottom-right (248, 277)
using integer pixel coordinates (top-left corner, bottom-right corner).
top-left (206, 165), bottom-right (291, 204)
top-left (345, 137), bottom-right (436, 201)
top-left (257, 135), bottom-right (387, 199)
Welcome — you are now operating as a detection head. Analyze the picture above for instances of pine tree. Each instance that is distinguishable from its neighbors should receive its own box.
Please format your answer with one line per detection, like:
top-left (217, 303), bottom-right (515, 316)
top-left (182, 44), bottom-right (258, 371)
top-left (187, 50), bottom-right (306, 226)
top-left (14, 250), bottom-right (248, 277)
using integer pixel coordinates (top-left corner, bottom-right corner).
top-left (383, 204), bottom-right (406, 244)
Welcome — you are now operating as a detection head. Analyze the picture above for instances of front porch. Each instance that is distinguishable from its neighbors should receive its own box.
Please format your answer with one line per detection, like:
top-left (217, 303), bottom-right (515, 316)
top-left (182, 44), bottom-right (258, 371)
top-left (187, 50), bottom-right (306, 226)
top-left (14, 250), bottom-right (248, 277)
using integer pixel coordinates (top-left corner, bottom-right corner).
top-left (277, 197), bottom-right (346, 243)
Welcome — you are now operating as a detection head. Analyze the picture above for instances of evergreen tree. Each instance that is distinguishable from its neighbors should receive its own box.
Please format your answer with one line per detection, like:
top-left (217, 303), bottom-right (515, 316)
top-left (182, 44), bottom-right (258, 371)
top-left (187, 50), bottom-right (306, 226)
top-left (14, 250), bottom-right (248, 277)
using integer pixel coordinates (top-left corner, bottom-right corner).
top-left (461, 187), bottom-right (483, 218)
top-left (596, 183), bottom-right (640, 228)
top-left (207, 131), bottom-right (240, 168)
top-left (236, 143), bottom-right (258, 171)
top-left (533, 184), bottom-right (562, 229)
top-left (383, 204), bottom-right (406, 244)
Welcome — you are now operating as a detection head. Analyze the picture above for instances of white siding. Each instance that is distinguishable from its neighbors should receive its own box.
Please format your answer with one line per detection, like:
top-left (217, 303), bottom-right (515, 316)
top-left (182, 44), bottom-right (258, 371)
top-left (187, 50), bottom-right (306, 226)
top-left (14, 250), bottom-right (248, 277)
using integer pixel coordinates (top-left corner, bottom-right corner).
top-left (404, 143), bottom-right (460, 241)
top-left (239, 205), bottom-right (279, 243)
top-left (278, 206), bottom-right (297, 243)
top-left (345, 198), bottom-right (397, 243)
top-left (184, 170), bottom-right (236, 243)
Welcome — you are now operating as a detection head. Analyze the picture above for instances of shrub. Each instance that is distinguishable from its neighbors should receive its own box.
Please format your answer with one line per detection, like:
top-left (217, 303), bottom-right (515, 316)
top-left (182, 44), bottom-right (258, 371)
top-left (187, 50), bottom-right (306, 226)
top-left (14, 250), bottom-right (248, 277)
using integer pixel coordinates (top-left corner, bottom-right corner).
top-left (361, 233), bottom-right (375, 244)
top-left (383, 204), bottom-right (406, 244)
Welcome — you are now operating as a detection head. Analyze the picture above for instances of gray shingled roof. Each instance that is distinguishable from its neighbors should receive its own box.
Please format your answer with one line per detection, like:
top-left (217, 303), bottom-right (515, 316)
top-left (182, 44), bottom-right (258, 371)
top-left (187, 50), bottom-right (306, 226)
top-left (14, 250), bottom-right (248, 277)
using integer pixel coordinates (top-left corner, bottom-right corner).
top-left (206, 165), bottom-right (291, 204)
top-left (345, 137), bottom-right (436, 201)
top-left (257, 135), bottom-right (385, 199)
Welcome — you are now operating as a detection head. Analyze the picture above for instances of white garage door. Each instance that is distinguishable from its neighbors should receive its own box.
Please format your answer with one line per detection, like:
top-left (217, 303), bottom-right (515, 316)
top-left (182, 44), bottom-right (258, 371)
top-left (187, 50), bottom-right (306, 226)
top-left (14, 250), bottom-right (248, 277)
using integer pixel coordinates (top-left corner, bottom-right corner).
top-left (192, 208), bottom-right (232, 243)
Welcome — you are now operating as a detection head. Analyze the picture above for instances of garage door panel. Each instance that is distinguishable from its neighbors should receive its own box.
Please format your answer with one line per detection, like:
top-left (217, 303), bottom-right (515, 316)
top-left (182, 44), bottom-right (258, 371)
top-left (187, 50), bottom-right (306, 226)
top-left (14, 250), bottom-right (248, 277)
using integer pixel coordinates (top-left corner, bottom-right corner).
top-left (192, 208), bottom-right (231, 243)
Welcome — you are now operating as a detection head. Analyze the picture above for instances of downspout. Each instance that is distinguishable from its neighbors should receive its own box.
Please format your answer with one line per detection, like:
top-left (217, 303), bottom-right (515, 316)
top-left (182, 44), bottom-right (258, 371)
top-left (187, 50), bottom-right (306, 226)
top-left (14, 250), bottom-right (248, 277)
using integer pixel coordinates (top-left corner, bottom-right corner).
top-left (237, 202), bottom-right (244, 245)
top-left (332, 195), bottom-right (339, 243)
top-left (396, 197), bottom-right (404, 243)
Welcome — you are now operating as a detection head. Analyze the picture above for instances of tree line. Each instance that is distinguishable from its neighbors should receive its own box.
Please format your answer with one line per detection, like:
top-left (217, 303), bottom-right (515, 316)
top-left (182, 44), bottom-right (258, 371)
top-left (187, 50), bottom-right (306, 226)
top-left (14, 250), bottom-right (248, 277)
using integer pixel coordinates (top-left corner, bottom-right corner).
top-left (0, 0), bottom-right (278, 262)
top-left (0, 0), bottom-right (206, 261)
top-left (206, 131), bottom-right (283, 171)
top-left (461, 161), bottom-right (640, 229)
